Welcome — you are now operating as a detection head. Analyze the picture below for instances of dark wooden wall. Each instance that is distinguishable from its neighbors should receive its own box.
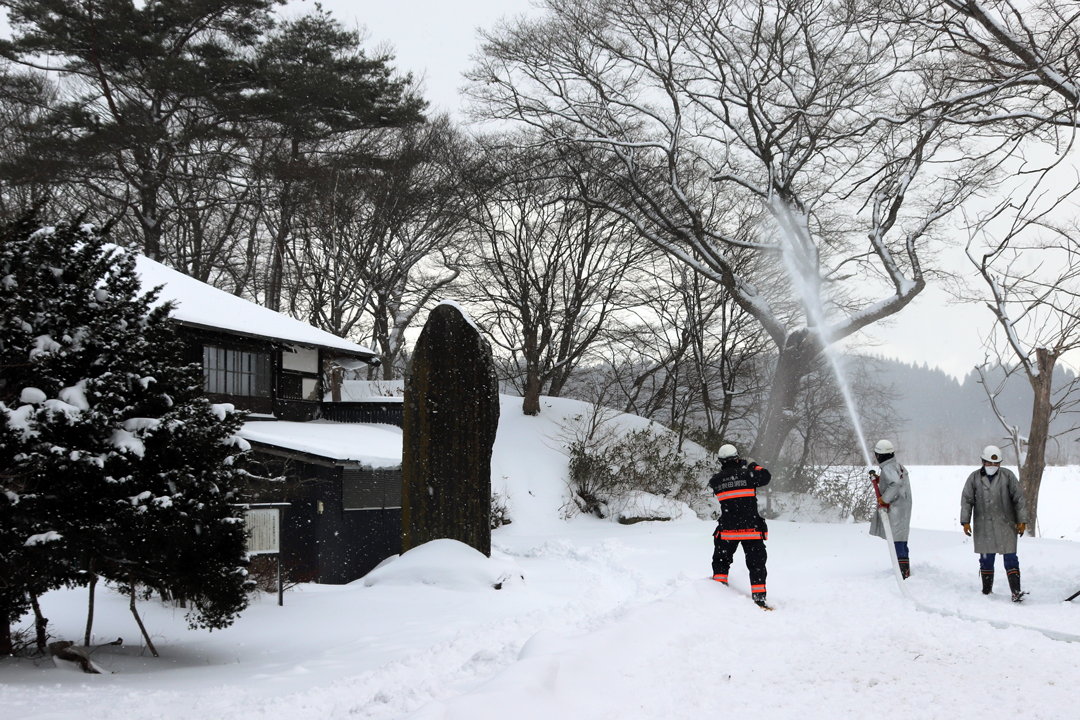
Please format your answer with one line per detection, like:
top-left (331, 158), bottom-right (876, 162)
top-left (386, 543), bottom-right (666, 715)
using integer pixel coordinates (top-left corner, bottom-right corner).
top-left (261, 460), bottom-right (402, 585)
top-left (322, 402), bottom-right (404, 427)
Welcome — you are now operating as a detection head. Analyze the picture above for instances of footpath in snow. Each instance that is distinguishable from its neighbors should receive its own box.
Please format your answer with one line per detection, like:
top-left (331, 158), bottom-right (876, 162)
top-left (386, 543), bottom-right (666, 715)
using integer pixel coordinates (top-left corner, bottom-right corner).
top-left (2, 396), bottom-right (1078, 719)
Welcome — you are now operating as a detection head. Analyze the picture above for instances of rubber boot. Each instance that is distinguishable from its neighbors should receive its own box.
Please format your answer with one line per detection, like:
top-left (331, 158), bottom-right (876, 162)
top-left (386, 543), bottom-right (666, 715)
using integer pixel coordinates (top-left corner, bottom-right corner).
top-left (752, 592), bottom-right (771, 610)
top-left (898, 559), bottom-right (910, 580)
top-left (981, 569), bottom-right (994, 595)
top-left (1007, 568), bottom-right (1024, 602)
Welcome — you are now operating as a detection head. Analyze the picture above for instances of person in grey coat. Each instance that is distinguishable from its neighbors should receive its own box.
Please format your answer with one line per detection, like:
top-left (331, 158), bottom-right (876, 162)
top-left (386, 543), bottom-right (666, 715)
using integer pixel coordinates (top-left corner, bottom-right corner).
top-left (868, 439), bottom-right (913, 578)
top-left (960, 445), bottom-right (1029, 602)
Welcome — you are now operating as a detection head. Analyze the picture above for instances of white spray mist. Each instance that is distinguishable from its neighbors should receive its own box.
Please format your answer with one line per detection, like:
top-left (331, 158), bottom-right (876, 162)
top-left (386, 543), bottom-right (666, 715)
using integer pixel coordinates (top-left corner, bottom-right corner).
top-left (770, 198), bottom-right (874, 469)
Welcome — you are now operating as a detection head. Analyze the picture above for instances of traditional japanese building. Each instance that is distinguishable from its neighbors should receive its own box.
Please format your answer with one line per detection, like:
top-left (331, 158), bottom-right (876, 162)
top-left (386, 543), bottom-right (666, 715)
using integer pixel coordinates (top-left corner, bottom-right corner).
top-left (137, 257), bottom-right (404, 583)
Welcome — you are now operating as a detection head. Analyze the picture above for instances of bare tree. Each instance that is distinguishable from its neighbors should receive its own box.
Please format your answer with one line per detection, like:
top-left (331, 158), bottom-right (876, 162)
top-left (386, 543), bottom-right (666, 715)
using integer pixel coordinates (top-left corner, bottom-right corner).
top-left (595, 249), bottom-right (767, 449)
top-left (966, 180), bottom-right (1080, 535)
top-left (266, 117), bottom-right (471, 376)
top-left (157, 135), bottom-right (258, 285)
top-left (354, 118), bottom-right (472, 378)
top-left (462, 137), bottom-right (642, 415)
top-left (905, 0), bottom-right (1080, 126)
top-left (467, 0), bottom-right (989, 476)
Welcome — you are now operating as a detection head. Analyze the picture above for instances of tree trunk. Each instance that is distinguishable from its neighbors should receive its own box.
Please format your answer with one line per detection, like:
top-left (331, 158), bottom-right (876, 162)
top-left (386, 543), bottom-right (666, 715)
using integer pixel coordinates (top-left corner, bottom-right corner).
top-left (522, 325), bottom-right (542, 416)
top-left (139, 195), bottom-right (162, 261)
top-left (522, 370), bottom-right (542, 416)
top-left (266, 213), bottom-right (289, 312)
top-left (83, 559), bottom-right (96, 647)
top-left (128, 575), bottom-right (158, 658)
top-left (749, 330), bottom-right (819, 477)
top-left (266, 138), bottom-right (302, 312)
top-left (29, 593), bottom-right (47, 653)
top-left (1019, 348), bottom-right (1055, 537)
top-left (1, 618), bottom-right (12, 656)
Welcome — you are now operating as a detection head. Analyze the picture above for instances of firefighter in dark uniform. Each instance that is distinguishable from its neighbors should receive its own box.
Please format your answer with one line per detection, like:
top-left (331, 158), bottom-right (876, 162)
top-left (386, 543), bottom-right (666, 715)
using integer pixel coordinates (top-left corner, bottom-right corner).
top-left (709, 443), bottom-right (771, 608)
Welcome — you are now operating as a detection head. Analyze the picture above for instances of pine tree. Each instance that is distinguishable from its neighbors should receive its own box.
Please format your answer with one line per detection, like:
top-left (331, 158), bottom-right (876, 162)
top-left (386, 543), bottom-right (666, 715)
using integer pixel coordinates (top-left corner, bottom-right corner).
top-left (0, 210), bottom-right (252, 651)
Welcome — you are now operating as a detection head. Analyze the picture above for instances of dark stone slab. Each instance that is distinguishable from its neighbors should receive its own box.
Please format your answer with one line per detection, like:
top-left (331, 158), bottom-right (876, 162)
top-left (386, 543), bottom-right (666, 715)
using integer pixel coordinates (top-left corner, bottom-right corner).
top-left (401, 303), bottom-right (500, 556)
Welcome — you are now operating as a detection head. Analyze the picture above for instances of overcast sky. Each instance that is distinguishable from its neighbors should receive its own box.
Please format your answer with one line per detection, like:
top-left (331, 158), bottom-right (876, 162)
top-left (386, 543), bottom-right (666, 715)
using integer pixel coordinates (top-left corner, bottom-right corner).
top-left (285, 0), bottom-right (537, 117)
top-left (0, 1), bottom-right (1023, 381)
top-left (309, 1), bottom-right (1014, 380)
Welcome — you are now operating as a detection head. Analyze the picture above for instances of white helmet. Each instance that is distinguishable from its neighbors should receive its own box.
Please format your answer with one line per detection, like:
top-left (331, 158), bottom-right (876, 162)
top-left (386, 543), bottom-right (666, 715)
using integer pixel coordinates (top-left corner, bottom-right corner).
top-left (981, 445), bottom-right (1002, 463)
top-left (717, 444), bottom-right (739, 460)
top-left (874, 439), bottom-right (894, 455)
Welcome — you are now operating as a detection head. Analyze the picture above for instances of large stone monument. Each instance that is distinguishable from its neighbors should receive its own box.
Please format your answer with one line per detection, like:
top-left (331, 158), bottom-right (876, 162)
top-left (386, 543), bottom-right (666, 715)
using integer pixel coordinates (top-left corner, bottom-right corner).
top-left (401, 301), bottom-right (500, 556)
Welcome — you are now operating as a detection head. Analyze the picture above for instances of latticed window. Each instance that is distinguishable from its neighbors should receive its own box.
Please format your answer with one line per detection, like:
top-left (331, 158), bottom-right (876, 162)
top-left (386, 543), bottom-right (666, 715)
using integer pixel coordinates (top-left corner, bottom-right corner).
top-left (203, 345), bottom-right (271, 397)
top-left (342, 468), bottom-right (403, 510)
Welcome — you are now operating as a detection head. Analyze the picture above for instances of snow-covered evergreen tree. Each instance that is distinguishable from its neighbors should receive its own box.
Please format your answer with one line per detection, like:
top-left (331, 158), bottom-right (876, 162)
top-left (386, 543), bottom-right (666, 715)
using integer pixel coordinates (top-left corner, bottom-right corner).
top-left (0, 211), bottom-right (251, 644)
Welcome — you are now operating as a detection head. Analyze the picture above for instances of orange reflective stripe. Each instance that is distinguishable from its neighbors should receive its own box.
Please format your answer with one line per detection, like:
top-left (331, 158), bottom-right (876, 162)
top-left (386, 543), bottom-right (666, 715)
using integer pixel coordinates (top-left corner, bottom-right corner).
top-left (715, 488), bottom-right (756, 502)
top-left (751, 584), bottom-right (766, 593)
top-left (719, 529), bottom-right (763, 540)
top-left (713, 574), bottom-right (728, 582)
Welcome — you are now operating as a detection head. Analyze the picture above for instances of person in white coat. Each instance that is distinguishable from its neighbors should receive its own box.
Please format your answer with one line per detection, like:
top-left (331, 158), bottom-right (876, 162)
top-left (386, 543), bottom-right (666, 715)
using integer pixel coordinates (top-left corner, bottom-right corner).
top-left (868, 439), bottom-right (913, 578)
top-left (960, 445), bottom-right (1028, 601)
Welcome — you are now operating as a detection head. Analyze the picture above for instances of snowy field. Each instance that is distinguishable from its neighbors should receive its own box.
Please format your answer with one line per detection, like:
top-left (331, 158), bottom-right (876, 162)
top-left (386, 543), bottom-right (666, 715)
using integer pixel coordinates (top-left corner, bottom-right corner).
top-left (3, 396), bottom-right (1079, 719)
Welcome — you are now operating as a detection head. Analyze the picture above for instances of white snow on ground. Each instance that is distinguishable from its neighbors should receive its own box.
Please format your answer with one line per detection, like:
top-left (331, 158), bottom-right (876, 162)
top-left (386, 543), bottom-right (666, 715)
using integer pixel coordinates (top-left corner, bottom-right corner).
top-left (3, 395), bottom-right (1079, 719)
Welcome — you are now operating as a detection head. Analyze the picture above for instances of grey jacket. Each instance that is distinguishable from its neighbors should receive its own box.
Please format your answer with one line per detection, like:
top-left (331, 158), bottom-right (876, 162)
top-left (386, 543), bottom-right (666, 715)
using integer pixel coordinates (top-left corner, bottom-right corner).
top-left (960, 466), bottom-right (1028, 554)
top-left (869, 457), bottom-right (911, 542)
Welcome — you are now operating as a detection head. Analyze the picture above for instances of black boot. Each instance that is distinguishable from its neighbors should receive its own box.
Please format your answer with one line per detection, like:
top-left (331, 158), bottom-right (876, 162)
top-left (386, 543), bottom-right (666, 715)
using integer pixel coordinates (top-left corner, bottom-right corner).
top-left (1007, 568), bottom-right (1025, 602)
top-left (981, 569), bottom-right (994, 595)
top-left (898, 559), bottom-right (910, 579)
top-left (752, 592), bottom-right (772, 610)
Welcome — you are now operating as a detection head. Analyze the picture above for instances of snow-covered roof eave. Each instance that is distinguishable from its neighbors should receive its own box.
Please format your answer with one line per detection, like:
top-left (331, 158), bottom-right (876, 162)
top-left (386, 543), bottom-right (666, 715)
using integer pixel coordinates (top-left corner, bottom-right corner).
top-left (244, 438), bottom-right (392, 470)
top-left (171, 318), bottom-right (377, 361)
top-left (135, 255), bottom-right (378, 358)
top-left (238, 420), bottom-right (402, 470)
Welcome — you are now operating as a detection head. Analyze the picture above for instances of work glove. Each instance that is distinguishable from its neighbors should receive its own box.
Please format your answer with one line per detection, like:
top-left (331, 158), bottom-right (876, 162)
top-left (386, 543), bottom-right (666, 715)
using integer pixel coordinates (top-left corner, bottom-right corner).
top-left (1016, 523), bottom-right (1026, 536)
top-left (962, 523), bottom-right (972, 536)
top-left (868, 469), bottom-right (879, 480)
top-left (877, 497), bottom-right (889, 508)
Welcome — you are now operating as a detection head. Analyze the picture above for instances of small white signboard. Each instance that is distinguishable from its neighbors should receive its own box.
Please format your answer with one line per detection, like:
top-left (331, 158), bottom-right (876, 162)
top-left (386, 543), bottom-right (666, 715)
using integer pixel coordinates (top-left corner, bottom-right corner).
top-left (245, 508), bottom-right (280, 555)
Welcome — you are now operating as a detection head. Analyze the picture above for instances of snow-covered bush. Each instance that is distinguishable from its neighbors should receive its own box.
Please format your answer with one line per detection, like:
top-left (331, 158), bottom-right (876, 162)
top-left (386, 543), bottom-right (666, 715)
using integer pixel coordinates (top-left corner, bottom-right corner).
top-left (0, 212), bottom-right (252, 652)
top-left (565, 425), bottom-right (713, 520)
top-left (811, 466), bottom-right (877, 522)
top-left (490, 490), bottom-right (512, 529)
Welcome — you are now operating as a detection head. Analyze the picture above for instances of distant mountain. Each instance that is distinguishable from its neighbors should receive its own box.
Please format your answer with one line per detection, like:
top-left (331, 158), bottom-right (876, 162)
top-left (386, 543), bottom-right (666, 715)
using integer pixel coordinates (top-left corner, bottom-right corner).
top-left (863, 356), bottom-right (1080, 465)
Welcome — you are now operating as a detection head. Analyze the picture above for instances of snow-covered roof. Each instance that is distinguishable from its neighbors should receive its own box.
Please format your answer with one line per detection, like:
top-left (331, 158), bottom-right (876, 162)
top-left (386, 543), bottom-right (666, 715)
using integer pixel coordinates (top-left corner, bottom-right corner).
top-left (238, 420), bottom-right (401, 468)
top-left (136, 256), bottom-right (376, 357)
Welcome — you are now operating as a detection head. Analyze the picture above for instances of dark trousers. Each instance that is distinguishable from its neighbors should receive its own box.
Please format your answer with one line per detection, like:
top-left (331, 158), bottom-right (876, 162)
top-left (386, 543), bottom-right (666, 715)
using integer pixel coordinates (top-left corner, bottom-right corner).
top-left (894, 541), bottom-right (909, 559)
top-left (980, 553), bottom-right (1019, 571)
top-left (712, 536), bottom-right (768, 588)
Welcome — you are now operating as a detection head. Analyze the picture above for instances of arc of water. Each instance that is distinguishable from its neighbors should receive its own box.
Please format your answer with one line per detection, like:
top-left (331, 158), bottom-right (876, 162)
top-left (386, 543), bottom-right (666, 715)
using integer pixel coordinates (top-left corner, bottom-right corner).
top-left (770, 198), bottom-right (872, 468)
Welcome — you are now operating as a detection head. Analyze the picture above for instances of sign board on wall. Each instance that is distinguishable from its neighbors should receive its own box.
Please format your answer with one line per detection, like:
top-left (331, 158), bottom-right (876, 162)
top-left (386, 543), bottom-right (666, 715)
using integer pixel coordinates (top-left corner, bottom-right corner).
top-left (244, 508), bottom-right (280, 555)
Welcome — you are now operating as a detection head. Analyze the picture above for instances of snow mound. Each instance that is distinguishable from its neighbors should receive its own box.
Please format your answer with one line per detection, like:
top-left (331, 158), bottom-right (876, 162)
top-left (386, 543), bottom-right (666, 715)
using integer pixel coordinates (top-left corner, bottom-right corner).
top-left (362, 538), bottom-right (523, 591)
top-left (607, 491), bottom-right (692, 524)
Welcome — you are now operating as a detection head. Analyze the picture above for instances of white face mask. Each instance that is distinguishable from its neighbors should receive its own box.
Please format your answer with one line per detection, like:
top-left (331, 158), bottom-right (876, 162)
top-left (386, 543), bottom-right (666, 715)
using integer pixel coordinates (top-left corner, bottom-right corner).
top-left (985, 465), bottom-right (999, 476)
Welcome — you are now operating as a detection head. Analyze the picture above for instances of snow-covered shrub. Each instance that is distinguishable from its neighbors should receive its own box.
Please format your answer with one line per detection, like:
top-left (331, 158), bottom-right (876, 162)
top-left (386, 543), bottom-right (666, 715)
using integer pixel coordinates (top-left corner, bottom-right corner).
top-left (565, 425), bottom-right (712, 520)
top-left (811, 466), bottom-right (876, 522)
top-left (490, 490), bottom-right (512, 529)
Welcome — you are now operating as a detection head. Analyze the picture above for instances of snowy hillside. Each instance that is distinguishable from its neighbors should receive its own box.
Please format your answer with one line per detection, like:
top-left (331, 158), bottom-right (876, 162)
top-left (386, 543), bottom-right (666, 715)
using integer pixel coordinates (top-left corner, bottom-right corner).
top-left (3, 395), bottom-right (1079, 719)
